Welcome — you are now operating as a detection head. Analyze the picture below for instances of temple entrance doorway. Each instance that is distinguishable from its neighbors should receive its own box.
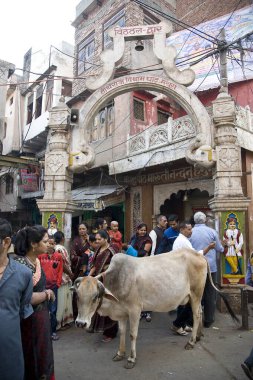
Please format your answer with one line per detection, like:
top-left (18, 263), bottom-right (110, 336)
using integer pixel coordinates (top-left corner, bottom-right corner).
top-left (159, 188), bottom-right (211, 223)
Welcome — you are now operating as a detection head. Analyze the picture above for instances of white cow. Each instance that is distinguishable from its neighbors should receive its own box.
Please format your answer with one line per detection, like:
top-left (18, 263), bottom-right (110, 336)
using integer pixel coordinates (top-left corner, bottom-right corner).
top-left (71, 250), bottom-right (238, 369)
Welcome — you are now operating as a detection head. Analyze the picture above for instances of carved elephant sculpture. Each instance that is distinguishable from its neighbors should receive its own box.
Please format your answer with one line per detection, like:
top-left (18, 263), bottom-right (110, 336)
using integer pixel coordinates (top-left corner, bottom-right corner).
top-left (68, 145), bottom-right (95, 173)
top-left (186, 134), bottom-right (216, 168)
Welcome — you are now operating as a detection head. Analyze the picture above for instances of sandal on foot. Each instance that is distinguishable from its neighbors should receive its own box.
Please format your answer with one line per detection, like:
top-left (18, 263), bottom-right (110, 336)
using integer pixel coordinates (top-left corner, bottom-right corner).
top-left (102, 336), bottom-right (113, 343)
top-left (171, 325), bottom-right (188, 336)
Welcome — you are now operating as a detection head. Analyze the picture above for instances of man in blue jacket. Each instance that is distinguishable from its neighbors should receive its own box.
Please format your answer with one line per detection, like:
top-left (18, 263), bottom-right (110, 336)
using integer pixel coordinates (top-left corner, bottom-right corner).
top-left (0, 218), bottom-right (33, 380)
top-left (157, 214), bottom-right (179, 254)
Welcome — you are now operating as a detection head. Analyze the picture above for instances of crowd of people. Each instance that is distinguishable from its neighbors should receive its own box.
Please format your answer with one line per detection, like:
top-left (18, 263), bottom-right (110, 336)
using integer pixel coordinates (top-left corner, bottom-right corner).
top-left (0, 212), bottom-right (253, 380)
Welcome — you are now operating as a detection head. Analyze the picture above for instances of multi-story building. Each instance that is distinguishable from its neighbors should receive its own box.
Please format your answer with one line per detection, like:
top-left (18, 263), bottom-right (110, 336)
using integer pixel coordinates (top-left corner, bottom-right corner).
top-left (0, 42), bottom-right (73, 229)
top-left (68, 0), bottom-right (253, 251)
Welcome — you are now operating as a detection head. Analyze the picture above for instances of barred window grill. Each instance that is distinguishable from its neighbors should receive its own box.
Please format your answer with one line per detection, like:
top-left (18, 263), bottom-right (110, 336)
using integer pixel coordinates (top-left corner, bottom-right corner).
top-left (133, 98), bottom-right (145, 121)
top-left (157, 109), bottom-right (170, 125)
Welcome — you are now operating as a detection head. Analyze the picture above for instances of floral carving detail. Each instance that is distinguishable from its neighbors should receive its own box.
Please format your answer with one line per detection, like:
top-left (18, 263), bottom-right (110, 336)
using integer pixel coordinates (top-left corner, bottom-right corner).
top-left (149, 129), bottom-right (168, 147)
top-left (129, 136), bottom-right (145, 153)
top-left (172, 117), bottom-right (196, 141)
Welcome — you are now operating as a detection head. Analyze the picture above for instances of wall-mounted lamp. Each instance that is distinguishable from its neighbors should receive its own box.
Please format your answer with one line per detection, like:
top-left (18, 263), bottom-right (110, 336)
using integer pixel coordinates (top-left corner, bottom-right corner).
top-left (183, 191), bottom-right (188, 202)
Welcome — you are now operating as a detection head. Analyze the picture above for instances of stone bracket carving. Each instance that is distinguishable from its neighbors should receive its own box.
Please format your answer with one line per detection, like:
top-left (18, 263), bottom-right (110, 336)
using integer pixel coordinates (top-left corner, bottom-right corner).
top-left (153, 22), bottom-right (195, 86)
top-left (185, 133), bottom-right (216, 168)
top-left (85, 21), bottom-right (195, 90)
top-left (68, 143), bottom-right (95, 173)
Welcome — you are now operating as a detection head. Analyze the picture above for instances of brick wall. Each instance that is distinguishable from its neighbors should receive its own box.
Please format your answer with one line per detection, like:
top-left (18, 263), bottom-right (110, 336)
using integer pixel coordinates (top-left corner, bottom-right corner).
top-left (176, 0), bottom-right (251, 29)
top-left (72, 0), bottom-right (175, 98)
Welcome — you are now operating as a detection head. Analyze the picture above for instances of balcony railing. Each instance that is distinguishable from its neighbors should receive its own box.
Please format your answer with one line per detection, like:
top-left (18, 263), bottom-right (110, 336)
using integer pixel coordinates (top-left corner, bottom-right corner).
top-left (127, 116), bottom-right (196, 156)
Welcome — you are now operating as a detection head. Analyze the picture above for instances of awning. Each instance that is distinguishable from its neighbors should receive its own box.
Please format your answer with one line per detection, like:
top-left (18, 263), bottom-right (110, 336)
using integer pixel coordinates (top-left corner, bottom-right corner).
top-left (72, 185), bottom-right (124, 211)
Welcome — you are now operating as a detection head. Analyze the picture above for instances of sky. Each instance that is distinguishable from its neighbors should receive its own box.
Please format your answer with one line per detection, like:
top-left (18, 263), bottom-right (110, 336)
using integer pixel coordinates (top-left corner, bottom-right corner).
top-left (1, 0), bottom-right (79, 68)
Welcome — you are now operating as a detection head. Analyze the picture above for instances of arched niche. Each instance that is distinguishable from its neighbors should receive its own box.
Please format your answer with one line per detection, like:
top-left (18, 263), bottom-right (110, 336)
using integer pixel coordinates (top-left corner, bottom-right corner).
top-left (154, 179), bottom-right (214, 215)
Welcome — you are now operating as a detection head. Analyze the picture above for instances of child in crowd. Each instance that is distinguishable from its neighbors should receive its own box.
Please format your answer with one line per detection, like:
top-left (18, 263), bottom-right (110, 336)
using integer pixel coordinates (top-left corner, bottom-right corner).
top-left (39, 235), bottom-right (63, 340)
top-left (108, 221), bottom-right (122, 252)
top-left (85, 234), bottom-right (98, 275)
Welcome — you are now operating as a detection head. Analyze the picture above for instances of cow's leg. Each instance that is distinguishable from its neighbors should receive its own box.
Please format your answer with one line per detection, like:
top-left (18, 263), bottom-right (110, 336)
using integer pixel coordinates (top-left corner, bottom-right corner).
top-left (125, 310), bottom-right (140, 369)
top-left (196, 305), bottom-right (204, 342)
top-left (113, 319), bottom-right (127, 362)
top-left (185, 298), bottom-right (202, 350)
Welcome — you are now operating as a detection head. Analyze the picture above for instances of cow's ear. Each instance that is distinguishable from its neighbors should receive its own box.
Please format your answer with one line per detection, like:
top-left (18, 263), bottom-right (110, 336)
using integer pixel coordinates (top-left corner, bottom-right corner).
top-left (104, 288), bottom-right (119, 303)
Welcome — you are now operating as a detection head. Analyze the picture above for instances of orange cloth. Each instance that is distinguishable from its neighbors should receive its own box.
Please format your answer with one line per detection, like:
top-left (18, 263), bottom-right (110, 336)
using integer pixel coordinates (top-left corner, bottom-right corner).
top-left (108, 230), bottom-right (122, 251)
top-left (39, 252), bottom-right (63, 289)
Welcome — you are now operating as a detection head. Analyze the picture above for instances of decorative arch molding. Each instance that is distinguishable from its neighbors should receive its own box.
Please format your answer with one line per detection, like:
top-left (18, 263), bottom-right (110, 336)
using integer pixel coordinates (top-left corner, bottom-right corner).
top-left (153, 179), bottom-right (214, 215)
top-left (80, 74), bottom-right (211, 143)
top-left (78, 74), bottom-right (214, 168)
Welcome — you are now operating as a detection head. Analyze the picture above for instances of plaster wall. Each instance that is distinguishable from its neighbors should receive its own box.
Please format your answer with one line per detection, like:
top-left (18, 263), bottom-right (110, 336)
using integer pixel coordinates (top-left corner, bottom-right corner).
top-left (0, 60), bottom-right (15, 143)
top-left (23, 111), bottom-right (49, 141)
top-left (0, 170), bottom-right (21, 213)
top-left (27, 42), bottom-right (74, 83)
top-left (197, 80), bottom-right (253, 112)
top-left (3, 86), bottom-right (23, 154)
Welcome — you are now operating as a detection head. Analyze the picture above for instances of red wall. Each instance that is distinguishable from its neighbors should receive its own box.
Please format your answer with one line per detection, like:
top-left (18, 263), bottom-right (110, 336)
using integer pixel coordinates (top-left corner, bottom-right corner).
top-left (197, 80), bottom-right (253, 111)
top-left (130, 91), bottom-right (172, 135)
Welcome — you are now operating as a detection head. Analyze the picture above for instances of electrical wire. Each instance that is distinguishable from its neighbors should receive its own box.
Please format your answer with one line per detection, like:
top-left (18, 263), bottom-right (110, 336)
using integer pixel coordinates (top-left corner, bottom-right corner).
top-left (51, 44), bottom-right (101, 68)
top-left (193, 56), bottom-right (218, 93)
top-left (133, 0), bottom-right (220, 44)
top-left (216, 0), bottom-right (243, 39)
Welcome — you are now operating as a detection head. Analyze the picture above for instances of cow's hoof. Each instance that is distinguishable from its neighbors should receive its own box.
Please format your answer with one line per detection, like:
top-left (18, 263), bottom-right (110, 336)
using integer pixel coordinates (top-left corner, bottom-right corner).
top-left (113, 354), bottom-right (125, 362)
top-left (185, 342), bottom-right (194, 350)
top-left (124, 360), bottom-right (136, 369)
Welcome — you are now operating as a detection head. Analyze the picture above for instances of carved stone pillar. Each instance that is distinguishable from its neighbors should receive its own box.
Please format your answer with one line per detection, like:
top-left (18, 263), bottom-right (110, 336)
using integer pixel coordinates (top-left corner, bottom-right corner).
top-left (209, 91), bottom-right (250, 312)
top-left (37, 98), bottom-right (77, 249)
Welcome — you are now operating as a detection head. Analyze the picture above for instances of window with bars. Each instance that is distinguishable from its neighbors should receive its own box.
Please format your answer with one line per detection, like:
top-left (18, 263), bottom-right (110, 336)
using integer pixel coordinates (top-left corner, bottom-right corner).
top-left (157, 109), bottom-right (171, 125)
top-left (77, 33), bottom-right (95, 75)
top-left (133, 98), bottom-right (145, 121)
top-left (6, 175), bottom-right (14, 194)
top-left (103, 9), bottom-right (126, 49)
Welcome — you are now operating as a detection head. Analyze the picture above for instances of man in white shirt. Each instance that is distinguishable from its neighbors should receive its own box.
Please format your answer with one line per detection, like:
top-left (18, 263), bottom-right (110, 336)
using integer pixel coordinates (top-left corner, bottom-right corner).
top-left (173, 222), bottom-right (215, 254)
top-left (171, 221), bottom-right (215, 336)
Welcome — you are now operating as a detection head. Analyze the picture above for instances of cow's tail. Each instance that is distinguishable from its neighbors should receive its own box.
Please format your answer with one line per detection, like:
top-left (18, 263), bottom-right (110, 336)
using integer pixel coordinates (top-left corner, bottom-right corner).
top-left (205, 258), bottom-right (240, 324)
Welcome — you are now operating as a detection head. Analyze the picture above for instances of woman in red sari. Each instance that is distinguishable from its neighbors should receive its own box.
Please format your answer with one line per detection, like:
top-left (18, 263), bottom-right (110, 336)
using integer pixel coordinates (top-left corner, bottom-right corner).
top-left (89, 229), bottom-right (118, 342)
top-left (71, 222), bottom-right (90, 318)
top-left (14, 226), bottom-right (55, 380)
top-left (70, 222), bottom-right (90, 280)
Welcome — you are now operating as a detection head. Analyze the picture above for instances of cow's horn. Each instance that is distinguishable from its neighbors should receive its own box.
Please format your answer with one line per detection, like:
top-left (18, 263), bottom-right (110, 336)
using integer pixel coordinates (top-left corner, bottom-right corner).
top-left (97, 280), bottom-right (105, 298)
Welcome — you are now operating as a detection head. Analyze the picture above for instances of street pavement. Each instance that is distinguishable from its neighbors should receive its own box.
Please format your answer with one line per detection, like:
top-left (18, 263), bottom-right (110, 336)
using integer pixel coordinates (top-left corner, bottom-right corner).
top-left (54, 310), bottom-right (253, 380)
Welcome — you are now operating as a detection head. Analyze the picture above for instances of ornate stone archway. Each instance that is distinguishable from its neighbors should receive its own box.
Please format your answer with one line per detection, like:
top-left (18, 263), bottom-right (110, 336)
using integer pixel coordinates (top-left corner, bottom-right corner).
top-left (78, 73), bottom-right (214, 168)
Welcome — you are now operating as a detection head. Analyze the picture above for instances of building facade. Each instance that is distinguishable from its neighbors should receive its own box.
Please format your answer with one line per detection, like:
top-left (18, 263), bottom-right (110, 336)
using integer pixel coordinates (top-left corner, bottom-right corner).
top-left (0, 42), bottom-right (74, 229)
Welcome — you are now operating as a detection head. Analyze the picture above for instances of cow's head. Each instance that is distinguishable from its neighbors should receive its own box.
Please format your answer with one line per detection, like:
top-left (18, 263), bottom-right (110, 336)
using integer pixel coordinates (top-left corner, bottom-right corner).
top-left (70, 276), bottom-right (118, 327)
